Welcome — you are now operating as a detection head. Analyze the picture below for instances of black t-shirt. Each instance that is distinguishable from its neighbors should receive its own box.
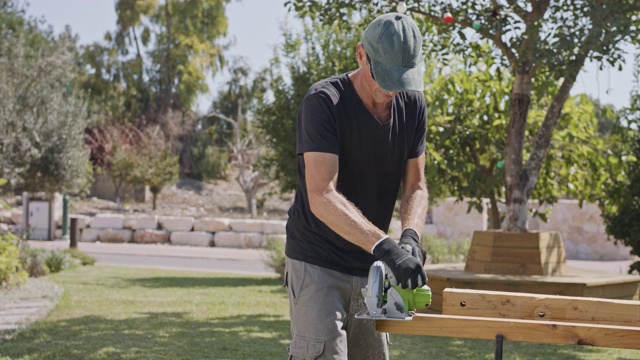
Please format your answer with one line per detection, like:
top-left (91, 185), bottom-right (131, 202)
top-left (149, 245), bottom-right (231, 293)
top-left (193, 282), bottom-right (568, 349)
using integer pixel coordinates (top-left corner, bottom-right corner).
top-left (285, 73), bottom-right (427, 276)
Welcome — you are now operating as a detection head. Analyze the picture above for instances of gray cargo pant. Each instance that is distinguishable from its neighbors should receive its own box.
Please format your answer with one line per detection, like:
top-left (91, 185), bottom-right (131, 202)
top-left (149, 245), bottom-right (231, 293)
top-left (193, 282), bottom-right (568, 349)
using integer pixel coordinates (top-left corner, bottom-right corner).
top-left (285, 257), bottom-right (389, 360)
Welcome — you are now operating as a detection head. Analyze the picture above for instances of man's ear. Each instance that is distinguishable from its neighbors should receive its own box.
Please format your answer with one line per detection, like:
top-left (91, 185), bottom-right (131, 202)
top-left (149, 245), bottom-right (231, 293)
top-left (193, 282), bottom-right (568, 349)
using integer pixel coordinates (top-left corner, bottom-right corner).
top-left (355, 43), bottom-right (366, 67)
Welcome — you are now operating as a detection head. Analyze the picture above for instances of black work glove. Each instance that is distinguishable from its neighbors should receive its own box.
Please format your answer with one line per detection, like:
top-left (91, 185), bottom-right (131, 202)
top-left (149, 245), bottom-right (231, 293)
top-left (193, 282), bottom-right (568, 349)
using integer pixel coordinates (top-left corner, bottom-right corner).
top-left (399, 228), bottom-right (427, 265)
top-left (373, 237), bottom-right (427, 289)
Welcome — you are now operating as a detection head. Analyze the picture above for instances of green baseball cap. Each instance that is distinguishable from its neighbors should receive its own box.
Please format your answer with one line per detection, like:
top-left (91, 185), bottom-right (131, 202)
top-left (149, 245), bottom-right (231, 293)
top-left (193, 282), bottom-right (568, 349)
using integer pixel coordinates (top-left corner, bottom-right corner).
top-left (362, 13), bottom-right (424, 92)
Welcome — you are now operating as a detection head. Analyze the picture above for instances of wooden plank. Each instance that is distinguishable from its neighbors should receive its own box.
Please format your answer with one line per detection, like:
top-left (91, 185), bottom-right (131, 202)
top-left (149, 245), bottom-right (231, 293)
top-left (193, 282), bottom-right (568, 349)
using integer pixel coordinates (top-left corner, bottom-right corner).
top-left (584, 282), bottom-right (640, 300)
top-left (441, 288), bottom-right (640, 327)
top-left (466, 245), bottom-right (566, 265)
top-left (377, 313), bottom-right (640, 350)
top-left (465, 260), bottom-right (556, 275)
top-left (470, 231), bottom-right (563, 249)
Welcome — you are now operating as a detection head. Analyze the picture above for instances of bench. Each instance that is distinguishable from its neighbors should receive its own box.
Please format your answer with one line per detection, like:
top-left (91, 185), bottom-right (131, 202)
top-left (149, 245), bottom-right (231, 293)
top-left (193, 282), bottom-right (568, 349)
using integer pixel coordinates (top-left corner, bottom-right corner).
top-left (377, 288), bottom-right (640, 359)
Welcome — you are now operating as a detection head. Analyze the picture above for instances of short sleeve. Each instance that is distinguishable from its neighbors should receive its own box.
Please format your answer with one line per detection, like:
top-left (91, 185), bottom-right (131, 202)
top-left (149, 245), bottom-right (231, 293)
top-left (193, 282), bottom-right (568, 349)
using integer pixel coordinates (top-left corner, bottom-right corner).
top-left (408, 95), bottom-right (427, 159)
top-left (297, 91), bottom-right (340, 156)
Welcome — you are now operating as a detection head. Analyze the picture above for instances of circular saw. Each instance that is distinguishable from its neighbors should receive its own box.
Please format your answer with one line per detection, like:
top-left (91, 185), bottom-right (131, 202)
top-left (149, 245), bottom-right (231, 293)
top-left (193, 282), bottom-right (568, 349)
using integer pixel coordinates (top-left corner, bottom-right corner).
top-left (356, 260), bottom-right (432, 321)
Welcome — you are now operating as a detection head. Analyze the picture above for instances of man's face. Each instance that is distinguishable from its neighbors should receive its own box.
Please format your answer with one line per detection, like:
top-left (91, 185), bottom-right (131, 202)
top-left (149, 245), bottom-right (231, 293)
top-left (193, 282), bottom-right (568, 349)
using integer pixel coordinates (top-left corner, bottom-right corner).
top-left (364, 51), bottom-right (398, 104)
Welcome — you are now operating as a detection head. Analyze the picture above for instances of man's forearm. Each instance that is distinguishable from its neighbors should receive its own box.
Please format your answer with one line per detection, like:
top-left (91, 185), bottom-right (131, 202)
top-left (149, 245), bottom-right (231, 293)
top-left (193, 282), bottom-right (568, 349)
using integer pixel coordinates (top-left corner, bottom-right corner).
top-left (309, 188), bottom-right (387, 253)
top-left (400, 183), bottom-right (428, 233)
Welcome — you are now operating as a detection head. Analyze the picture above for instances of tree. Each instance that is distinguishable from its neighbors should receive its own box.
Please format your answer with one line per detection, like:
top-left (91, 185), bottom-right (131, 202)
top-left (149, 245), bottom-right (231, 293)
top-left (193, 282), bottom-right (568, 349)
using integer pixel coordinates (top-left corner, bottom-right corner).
top-left (256, 18), bottom-right (362, 192)
top-left (202, 61), bottom-right (272, 217)
top-left (78, 0), bottom-right (231, 125)
top-left (106, 144), bottom-right (138, 206)
top-left (130, 129), bottom-right (180, 210)
top-left (286, 0), bottom-right (640, 232)
top-left (187, 125), bottom-right (230, 181)
top-left (425, 48), bottom-right (630, 229)
top-left (0, 1), bottom-right (92, 195)
top-left (601, 59), bottom-right (640, 274)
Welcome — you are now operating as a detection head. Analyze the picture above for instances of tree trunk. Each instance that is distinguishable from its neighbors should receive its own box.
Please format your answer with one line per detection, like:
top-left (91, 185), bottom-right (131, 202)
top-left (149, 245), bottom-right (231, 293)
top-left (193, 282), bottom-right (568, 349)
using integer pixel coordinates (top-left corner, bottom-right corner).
top-left (246, 190), bottom-right (257, 218)
top-left (161, 1), bottom-right (173, 114)
top-left (502, 72), bottom-right (532, 232)
top-left (487, 195), bottom-right (501, 230)
top-left (152, 191), bottom-right (158, 210)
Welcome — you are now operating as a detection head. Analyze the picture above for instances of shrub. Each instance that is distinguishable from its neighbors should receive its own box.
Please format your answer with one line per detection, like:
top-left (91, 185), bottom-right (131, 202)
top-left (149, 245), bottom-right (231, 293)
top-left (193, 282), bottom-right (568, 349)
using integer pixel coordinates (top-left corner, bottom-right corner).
top-left (0, 232), bottom-right (28, 287)
top-left (601, 131), bottom-right (640, 274)
top-left (43, 250), bottom-right (72, 273)
top-left (188, 127), bottom-right (229, 182)
top-left (421, 235), bottom-right (470, 265)
top-left (17, 241), bottom-right (49, 278)
top-left (65, 248), bottom-right (96, 266)
top-left (264, 237), bottom-right (286, 281)
top-left (18, 244), bottom-right (89, 276)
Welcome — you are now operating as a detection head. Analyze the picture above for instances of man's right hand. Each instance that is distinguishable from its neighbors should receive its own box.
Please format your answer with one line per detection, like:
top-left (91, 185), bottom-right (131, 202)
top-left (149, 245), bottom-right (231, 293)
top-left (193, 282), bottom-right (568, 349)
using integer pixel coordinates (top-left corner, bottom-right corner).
top-left (372, 237), bottom-right (426, 289)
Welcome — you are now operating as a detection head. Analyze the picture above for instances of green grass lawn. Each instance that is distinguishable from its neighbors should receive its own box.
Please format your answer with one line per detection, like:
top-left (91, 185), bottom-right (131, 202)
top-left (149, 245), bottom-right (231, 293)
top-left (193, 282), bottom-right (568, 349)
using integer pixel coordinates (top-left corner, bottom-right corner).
top-left (1, 266), bottom-right (639, 359)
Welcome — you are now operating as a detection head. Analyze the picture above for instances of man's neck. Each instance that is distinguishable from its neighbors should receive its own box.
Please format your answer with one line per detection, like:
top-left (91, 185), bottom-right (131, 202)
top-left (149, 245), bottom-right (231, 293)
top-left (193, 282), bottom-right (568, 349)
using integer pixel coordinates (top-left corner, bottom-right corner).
top-left (349, 69), bottom-right (393, 124)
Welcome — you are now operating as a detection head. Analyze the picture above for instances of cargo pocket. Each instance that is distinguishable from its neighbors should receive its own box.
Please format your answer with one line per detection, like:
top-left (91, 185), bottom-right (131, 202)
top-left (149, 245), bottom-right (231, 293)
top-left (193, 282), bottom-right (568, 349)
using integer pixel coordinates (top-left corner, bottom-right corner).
top-left (288, 334), bottom-right (325, 360)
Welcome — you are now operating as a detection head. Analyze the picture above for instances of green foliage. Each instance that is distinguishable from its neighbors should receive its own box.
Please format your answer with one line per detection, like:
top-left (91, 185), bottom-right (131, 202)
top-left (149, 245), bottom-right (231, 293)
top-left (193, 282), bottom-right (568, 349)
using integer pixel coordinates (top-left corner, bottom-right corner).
top-left (18, 242), bottom-right (50, 278)
top-left (264, 237), bottom-right (286, 281)
top-left (106, 143), bottom-right (138, 202)
top-left (534, 95), bottom-right (632, 205)
top-left (64, 248), bottom-right (96, 266)
top-left (209, 59), bottom-right (267, 144)
top-left (424, 53), bottom-right (509, 227)
top-left (42, 250), bottom-right (74, 274)
top-left (0, 4), bottom-right (92, 195)
top-left (79, 0), bottom-right (231, 124)
top-left (0, 232), bottom-right (28, 287)
top-left (285, 0), bottom-right (640, 232)
top-left (601, 64), bottom-right (640, 275)
top-left (133, 146), bottom-right (180, 210)
top-left (425, 51), bottom-right (629, 228)
top-left (256, 18), bottom-right (362, 192)
top-left (0, 178), bottom-right (8, 209)
top-left (188, 127), bottom-right (230, 181)
top-left (18, 242), bottom-right (93, 277)
top-left (208, 61), bottom-right (273, 216)
top-left (421, 235), bottom-right (471, 265)
top-left (22, 253), bottom-right (50, 278)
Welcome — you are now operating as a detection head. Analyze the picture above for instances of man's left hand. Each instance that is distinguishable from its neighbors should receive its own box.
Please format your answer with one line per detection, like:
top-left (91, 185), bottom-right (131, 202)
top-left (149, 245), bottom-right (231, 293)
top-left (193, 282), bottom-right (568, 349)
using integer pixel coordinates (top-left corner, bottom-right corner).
top-left (399, 228), bottom-right (427, 265)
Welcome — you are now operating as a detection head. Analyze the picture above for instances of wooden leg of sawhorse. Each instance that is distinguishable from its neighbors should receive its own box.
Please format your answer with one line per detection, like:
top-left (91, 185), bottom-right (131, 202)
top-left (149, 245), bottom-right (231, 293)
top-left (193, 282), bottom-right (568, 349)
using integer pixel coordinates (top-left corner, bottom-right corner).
top-left (494, 334), bottom-right (504, 360)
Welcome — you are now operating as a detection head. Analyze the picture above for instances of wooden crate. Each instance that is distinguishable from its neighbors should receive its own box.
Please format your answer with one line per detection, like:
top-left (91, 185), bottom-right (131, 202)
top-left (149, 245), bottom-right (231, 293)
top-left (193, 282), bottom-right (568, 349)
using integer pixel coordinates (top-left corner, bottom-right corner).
top-left (465, 231), bottom-right (567, 276)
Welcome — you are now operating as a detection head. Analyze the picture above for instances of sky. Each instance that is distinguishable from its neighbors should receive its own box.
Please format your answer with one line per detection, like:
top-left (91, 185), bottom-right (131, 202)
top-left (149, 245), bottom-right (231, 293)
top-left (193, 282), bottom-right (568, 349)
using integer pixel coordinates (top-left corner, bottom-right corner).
top-left (25, 0), bottom-right (638, 112)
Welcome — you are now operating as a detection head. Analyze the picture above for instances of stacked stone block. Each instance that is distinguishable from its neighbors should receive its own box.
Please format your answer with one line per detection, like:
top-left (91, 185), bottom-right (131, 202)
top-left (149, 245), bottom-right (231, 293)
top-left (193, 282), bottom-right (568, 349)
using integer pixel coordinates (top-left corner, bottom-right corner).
top-left (72, 213), bottom-right (287, 249)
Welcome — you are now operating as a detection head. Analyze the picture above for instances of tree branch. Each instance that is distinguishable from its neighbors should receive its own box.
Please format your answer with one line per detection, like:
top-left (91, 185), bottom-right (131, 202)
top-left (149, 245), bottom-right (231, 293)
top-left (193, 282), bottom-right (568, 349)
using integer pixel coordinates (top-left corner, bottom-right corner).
top-left (524, 27), bottom-right (601, 196)
top-left (504, 0), bottom-right (528, 22)
top-left (409, 7), bottom-right (519, 66)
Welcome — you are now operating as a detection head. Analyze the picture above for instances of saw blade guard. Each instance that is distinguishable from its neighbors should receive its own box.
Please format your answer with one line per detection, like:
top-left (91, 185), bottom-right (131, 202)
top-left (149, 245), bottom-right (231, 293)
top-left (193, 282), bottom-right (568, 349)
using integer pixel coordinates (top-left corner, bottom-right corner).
top-left (362, 260), bottom-right (386, 317)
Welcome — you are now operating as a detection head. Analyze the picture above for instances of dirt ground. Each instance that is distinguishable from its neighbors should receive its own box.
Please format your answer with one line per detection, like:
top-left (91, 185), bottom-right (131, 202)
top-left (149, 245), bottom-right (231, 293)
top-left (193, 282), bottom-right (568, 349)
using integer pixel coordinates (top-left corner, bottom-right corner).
top-left (2, 171), bottom-right (294, 221)
top-left (78, 171), bottom-right (294, 220)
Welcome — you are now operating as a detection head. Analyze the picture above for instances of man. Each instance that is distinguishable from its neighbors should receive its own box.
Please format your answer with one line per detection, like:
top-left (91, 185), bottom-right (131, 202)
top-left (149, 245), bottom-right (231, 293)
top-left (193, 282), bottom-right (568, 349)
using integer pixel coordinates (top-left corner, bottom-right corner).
top-left (285, 12), bottom-right (429, 360)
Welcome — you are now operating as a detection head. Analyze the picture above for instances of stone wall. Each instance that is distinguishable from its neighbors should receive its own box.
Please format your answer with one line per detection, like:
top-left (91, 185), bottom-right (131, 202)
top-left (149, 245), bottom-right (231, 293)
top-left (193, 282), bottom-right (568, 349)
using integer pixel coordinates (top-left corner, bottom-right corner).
top-left (70, 213), bottom-right (286, 249)
top-left (430, 198), bottom-right (633, 261)
top-left (533, 201), bottom-right (630, 260)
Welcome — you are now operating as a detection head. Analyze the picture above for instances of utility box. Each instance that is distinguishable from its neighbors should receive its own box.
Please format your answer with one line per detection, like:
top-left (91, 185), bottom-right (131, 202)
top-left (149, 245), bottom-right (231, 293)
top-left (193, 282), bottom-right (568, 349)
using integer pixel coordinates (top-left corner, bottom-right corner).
top-left (22, 192), bottom-right (57, 240)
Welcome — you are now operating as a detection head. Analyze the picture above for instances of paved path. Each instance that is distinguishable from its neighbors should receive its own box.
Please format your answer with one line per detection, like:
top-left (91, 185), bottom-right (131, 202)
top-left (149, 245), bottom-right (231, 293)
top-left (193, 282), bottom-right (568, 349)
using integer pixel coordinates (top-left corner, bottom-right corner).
top-left (0, 301), bottom-right (53, 332)
top-left (27, 240), bottom-right (275, 276)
